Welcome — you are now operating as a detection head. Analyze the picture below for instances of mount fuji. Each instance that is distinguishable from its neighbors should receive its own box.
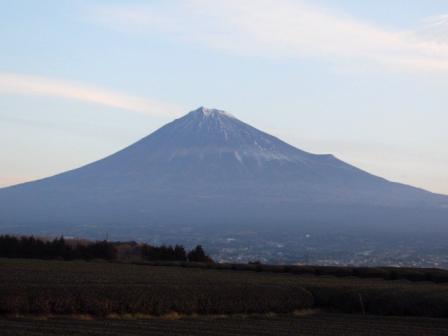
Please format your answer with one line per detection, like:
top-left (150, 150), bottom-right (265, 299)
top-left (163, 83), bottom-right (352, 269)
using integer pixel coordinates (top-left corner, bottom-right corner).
top-left (0, 107), bottom-right (447, 239)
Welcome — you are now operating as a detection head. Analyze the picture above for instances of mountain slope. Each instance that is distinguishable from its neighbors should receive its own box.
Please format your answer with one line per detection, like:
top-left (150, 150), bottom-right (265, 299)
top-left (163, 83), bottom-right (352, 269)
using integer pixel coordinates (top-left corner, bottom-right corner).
top-left (0, 107), bottom-right (447, 237)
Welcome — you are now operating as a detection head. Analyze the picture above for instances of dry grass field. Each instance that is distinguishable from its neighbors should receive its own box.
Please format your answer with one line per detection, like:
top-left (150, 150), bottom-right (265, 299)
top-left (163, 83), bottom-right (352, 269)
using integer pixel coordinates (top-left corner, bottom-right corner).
top-left (2, 314), bottom-right (448, 336)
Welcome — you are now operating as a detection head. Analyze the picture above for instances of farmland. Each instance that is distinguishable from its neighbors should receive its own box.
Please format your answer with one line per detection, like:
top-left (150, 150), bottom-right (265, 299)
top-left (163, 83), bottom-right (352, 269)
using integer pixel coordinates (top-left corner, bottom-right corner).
top-left (1, 258), bottom-right (448, 334)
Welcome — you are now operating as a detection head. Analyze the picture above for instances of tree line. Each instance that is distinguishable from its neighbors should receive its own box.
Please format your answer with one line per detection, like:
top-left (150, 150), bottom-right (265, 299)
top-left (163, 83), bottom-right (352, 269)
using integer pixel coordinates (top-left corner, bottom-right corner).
top-left (0, 235), bottom-right (116, 260)
top-left (0, 235), bottom-right (213, 263)
top-left (140, 243), bottom-right (212, 262)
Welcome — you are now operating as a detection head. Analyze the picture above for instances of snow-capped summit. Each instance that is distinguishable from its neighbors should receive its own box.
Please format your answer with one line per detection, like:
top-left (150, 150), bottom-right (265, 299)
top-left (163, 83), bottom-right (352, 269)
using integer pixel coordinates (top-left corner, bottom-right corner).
top-left (189, 106), bottom-right (235, 119)
top-left (0, 107), bottom-right (447, 239)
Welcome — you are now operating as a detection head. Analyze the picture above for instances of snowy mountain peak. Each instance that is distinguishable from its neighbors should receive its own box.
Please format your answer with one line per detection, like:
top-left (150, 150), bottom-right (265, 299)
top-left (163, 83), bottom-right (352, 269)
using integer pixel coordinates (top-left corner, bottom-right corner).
top-left (189, 106), bottom-right (235, 119)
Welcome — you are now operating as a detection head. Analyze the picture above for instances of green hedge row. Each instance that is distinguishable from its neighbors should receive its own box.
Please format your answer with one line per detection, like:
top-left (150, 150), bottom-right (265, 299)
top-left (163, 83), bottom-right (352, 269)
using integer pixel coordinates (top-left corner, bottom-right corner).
top-left (139, 261), bottom-right (448, 283)
top-left (0, 284), bottom-right (313, 316)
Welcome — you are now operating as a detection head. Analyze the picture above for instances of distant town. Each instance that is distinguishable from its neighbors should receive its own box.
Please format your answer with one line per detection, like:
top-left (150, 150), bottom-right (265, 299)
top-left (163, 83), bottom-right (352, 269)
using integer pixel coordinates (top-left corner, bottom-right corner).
top-left (130, 228), bottom-right (448, 269)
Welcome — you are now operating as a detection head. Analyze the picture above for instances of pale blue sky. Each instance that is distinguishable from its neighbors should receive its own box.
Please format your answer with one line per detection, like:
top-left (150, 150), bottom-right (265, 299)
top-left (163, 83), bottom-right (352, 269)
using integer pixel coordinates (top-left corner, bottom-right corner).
top-left (1, 0), bottom-right (447, 194)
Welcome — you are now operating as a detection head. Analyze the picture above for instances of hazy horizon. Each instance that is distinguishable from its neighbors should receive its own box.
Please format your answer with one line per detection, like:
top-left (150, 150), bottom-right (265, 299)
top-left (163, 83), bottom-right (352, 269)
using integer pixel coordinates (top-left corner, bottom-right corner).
top-left (1, 0), bottom-right (448, 194)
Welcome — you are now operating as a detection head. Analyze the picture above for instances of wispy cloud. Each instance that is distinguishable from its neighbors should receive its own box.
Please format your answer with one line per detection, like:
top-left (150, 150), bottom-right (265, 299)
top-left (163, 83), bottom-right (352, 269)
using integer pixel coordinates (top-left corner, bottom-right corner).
top-left (417, 14), bottom-right (448, 44)
top-left (90, 0), bottom-right (448, 72)
top-left (0, 73), bottom-right (182, 117)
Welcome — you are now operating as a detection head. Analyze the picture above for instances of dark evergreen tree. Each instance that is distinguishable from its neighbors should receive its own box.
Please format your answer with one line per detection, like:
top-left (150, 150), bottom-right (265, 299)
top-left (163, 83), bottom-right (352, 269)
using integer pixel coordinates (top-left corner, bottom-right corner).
top-left (187, 245), bottom-right (213, 263)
